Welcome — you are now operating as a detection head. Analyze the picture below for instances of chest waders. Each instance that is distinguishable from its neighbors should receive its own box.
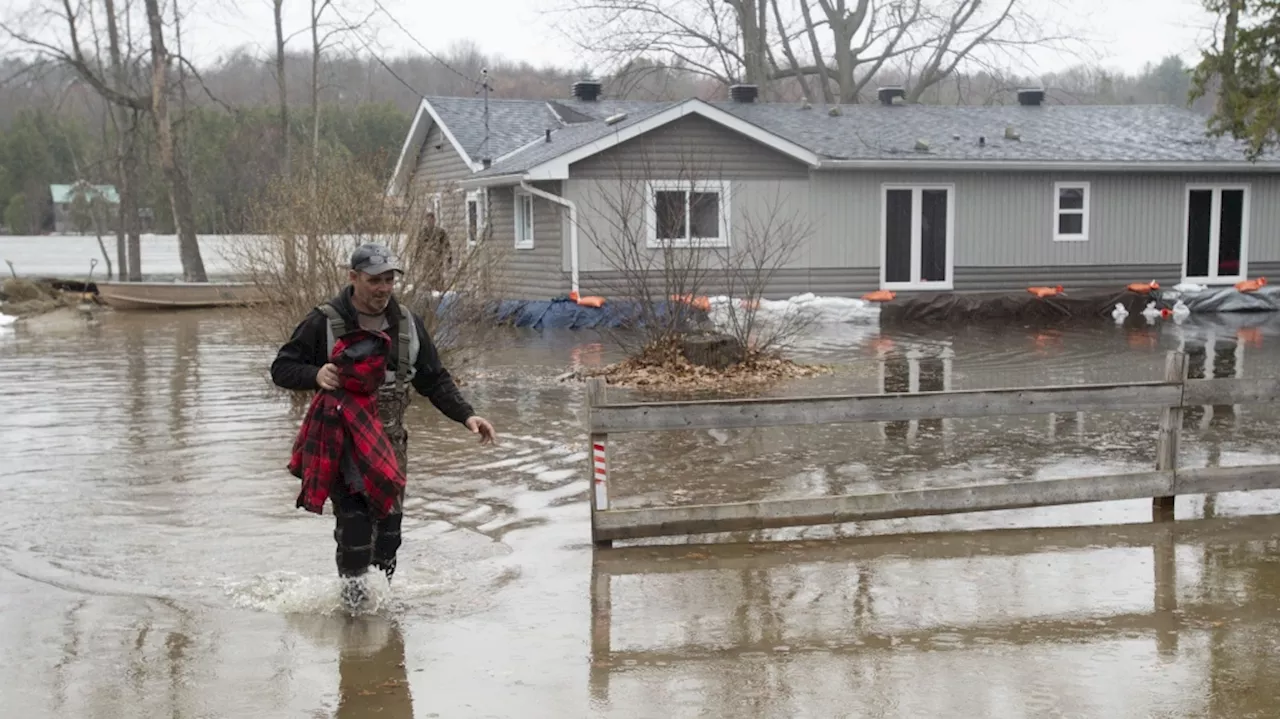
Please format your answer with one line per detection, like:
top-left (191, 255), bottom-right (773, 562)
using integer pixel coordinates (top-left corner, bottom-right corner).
top-left (317, 303), bottom-right (419, 587)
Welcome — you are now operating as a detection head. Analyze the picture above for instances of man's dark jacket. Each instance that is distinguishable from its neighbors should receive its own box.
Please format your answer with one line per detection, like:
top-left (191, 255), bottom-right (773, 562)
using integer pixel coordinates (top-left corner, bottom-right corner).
top-left (270, 286), bottom-right (474, 425)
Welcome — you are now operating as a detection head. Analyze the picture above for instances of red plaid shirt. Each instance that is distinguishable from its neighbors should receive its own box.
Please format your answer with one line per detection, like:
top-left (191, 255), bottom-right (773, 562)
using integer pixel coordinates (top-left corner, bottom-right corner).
top-left (288, 329), bottom-right (406, 519)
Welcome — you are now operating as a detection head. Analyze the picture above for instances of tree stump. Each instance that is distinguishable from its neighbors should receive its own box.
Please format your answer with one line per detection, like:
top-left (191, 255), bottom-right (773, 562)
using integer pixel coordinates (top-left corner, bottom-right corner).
top-left (680, 333), bottom-right (744, 369)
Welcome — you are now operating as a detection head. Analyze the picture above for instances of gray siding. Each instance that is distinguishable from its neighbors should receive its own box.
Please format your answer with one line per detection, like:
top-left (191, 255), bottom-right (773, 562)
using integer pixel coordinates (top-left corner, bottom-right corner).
top-left (485, 181), bottom-right (569, 298)
top-left (952, 264), bottom-right (1183, 292)
top-left (564, 177), bottom-right (811, 274)
top-left (576, 267), bottom-right (879, 300)
top-left (571, 115), bottom-right (811, 179)
top-left (407, 123), bottom-right (474, 243)
top-left (809, 170), bottom-right (1280, 273)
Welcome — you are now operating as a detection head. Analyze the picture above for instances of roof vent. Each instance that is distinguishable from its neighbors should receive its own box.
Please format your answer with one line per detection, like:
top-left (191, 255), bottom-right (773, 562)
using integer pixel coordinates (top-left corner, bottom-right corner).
top-left (878, 86), bottom-right (906, 105)
top-left (482, 157), bottom-right (492, 168)
top-left (1017, 87), bottom-right (1045, 106)
top-left (572, 80), bottom-right (602, 102)
top-left (605, 112), bottom-right (627, 125)
top-left (730, 83), bottom-right (758, 103)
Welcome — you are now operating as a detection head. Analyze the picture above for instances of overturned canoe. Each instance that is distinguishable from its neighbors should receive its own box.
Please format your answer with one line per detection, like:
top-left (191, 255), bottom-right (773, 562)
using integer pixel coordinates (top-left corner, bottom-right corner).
top-left (96, 281), bottom-right (271, 310)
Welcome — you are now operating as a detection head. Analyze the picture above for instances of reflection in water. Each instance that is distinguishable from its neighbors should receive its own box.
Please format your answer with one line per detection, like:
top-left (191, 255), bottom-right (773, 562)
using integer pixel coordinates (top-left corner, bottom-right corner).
top-left (590, 515), bottom-right (1280, 716)
top-left (335, 618), bottom-right (413, 719)
top-left (8, 307), bottom-right (1280, 718)
top-left (1182, 326), bottom-right (1244, 431)
top-left (124, 317), bottom-right (148, 454)
top-left (879, 343), bottom-right (953, 442)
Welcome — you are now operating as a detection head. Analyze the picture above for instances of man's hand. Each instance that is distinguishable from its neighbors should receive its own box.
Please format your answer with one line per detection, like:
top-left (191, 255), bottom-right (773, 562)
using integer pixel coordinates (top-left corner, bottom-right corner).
top-left (465, 416), bottom-right (497, 444)
top-left (316, 363), bottom-right (340, 391)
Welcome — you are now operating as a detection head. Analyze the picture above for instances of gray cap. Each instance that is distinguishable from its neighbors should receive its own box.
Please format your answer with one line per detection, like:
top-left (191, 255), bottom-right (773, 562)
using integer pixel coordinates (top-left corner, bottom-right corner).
top-left (350, 242), bottom-right (403, 275)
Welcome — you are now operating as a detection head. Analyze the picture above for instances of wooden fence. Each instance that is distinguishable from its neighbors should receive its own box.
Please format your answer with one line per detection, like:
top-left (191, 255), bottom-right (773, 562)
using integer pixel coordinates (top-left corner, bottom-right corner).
top-left (584, 352), bottom-right (1280, 546)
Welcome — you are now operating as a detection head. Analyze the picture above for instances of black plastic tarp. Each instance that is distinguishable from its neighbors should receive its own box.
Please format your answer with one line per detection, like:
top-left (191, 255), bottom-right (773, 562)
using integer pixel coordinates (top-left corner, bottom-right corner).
top-left (880, 290), bottom-right (1152, 324)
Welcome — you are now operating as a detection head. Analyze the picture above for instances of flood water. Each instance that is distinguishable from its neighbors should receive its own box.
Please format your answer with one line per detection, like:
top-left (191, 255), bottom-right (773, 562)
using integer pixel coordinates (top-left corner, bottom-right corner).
top-left (4, 305), bottom-right (1280, 718)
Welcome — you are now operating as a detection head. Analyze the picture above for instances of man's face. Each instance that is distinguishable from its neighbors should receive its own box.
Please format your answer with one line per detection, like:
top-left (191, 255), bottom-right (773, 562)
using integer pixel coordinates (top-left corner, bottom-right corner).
top-left (349, 269), bottom-right (397, 313)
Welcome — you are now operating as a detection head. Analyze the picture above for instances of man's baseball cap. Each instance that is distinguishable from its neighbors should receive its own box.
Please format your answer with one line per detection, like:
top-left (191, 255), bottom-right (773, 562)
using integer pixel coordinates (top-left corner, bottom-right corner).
top-left (350, 242), bottom-right (402, 275)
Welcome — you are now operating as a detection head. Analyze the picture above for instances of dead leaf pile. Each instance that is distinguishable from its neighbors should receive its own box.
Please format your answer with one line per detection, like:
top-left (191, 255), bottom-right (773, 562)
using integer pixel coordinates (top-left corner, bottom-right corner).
top-left (567, 353), bottom-right (829, 395)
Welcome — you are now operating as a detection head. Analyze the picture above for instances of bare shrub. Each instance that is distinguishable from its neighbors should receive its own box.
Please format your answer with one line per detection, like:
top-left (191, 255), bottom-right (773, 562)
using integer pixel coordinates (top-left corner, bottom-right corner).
top-left (222, 153), bottom-right (509, 374)
top-left (573, 145), bottom-right (816, 385)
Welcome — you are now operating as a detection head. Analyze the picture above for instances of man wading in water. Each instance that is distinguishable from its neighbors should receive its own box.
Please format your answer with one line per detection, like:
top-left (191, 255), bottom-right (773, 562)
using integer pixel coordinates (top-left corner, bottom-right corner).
top-left (271, 242), bottom-right (496, 608)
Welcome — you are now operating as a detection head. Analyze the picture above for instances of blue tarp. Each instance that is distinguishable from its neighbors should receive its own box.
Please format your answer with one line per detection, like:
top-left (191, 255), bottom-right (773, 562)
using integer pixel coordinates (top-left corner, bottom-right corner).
top-left (492, 298), bottom-right (686, 330)
top-left (478, 297), bottom-right (701, 330)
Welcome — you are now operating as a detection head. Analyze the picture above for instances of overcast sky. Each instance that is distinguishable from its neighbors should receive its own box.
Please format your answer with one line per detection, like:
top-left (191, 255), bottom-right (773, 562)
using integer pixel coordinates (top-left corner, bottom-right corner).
top-left (187, 0), bottom-right (1216, 78)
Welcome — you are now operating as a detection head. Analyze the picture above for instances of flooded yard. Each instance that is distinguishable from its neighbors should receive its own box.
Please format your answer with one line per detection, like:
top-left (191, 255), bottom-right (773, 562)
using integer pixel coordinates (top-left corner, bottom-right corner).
top-left (3, 305), bottom-right (1280, 718)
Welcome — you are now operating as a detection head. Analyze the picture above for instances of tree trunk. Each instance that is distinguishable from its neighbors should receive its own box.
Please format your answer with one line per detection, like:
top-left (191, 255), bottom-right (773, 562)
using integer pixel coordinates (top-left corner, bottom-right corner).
top-left (681, 333), bottom-right (744, 370)
top-left (275, 0), bottom-right (297, 280)
top-left (730, 0), bottom-right (769, 90)
top-left (144, 0), bottom-right (206, 282)
top-left (308, 0), bottom-right (324, 283)
top-left (102, 0), bottom-right (140, 281)
top-left (275, 0), bottom-right (291, 179)
top-left (1218, 0), bottom-right (1241, 118)
top-left (122, 116), bottom-right (142, 281)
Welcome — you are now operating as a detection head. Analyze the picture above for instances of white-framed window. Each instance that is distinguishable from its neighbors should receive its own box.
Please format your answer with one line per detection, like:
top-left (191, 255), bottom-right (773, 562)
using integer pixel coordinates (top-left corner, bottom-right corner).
top-left (514, 191), bottom-right (535, 250)
top-left (465, 189), bottom-right (487, 246)
top-left (1053, 181), bottom-right (1090, 241)
top-left (645, 180), bottom-right (731, 248)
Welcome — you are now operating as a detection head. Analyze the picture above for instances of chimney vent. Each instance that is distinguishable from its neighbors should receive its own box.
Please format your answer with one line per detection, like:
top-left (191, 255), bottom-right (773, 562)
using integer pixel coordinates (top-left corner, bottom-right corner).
top-left (877, 86), bottom-right (906, 105)
top-left (482, 157), bottom-right (492, 169)
top-left (545, 129), bottom-right (551, 143)
top-left (572, 80), bottom-right (602, 102)
top-left (1017, 87), bottom-right (1045, 106)
top-left (729, 83), bottom-right (758, 103)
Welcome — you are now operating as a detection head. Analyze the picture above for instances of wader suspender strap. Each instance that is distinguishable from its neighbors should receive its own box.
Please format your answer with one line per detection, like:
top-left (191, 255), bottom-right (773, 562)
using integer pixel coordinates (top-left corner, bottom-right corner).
top-left (317, 304), bottom-right (345, 359)
top-left (316, 303), bottom-right (412, 392)
top-left (396, 306), bottom-right (411, 393)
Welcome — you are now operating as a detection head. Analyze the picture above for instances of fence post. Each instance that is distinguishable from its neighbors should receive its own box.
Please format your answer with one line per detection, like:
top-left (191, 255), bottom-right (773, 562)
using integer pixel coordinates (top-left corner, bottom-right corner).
top-left (1153, 351), bottom-right (1188, 519)
top-left (586, 377), bottom-right (613, 548)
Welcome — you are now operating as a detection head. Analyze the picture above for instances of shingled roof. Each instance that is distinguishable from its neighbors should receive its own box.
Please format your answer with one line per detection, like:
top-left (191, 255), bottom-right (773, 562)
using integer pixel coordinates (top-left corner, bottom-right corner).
top-left (392, 93), bottom-right (1278, 192)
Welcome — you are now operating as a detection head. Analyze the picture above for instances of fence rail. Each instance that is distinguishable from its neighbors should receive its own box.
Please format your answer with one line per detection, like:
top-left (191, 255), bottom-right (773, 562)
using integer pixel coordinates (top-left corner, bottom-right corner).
top-left (583, 352), bottom-right (1280, 546)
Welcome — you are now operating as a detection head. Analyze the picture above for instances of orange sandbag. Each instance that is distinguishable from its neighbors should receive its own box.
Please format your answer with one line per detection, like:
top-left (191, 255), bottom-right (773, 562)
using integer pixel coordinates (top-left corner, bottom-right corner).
top-left (1126, 280), bottom-right (1159, 294)
top-left (1236, 277), bottom-right (1268, 292)
top-left (862, 290), bottom-right (896, 302)
top-left (670, 293), bottom-right (710, 311)
top-left (1027, 285), bottom-right (1064, 298)
top-left (576, 295), bottom-right (605, 308)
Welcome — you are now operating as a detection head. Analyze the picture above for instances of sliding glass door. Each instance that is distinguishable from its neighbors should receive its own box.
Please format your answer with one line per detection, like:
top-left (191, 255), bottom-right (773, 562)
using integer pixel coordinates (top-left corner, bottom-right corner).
top-left (1185, 185), bottom-right (1249, 284)
top-left (882, 184), bottom-right (954, 290)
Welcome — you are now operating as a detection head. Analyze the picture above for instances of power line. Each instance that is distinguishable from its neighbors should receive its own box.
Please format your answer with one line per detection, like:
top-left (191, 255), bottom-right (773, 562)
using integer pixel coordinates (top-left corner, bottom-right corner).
top-left (326, 4), bottom-right (426, 98)
top-left (367, 0), bottom-right (483, 88)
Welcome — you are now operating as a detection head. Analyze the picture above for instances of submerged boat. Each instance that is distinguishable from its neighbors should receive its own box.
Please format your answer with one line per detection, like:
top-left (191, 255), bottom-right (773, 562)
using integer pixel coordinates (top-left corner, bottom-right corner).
top-left (96, 281), bottom-right (271, 310)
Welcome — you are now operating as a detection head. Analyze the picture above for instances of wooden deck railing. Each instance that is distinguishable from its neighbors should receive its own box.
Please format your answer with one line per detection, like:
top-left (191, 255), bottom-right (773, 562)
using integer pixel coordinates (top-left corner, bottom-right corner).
top-left (583, 352), bottom-right (1280, 546)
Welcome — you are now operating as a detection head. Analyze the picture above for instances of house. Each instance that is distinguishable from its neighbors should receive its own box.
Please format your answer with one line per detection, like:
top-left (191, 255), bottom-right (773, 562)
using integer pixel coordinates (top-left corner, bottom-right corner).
top-left (50, 183), bottom-right (120, 234)
top-left (385, 81), bottom-right (1280, 301)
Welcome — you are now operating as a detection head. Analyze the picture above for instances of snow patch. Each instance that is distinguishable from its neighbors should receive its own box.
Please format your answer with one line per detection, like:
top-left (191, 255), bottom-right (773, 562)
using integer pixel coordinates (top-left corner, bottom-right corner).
top-left (707, 292), bottom-right (880, 331)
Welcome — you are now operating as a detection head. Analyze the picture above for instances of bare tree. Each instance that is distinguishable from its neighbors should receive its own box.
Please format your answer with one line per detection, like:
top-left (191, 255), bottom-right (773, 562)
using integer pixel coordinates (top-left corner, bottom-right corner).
top-left (551, 0), bottom-right (1085, 104)
top-left (572, 143), bottom-right (814, 378)
top-left (274, 0), bottom-right (291, 178)
top-left (2, 0), bottom-right (209, 281)
top-left (100, 0), bottom-right (141, 280)
top-left (223, 155), bottom-right (509, 374)
top-left (307, 0), bottom-right (373, 175)
top-left (143, 0), bottom-right (205, 281)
